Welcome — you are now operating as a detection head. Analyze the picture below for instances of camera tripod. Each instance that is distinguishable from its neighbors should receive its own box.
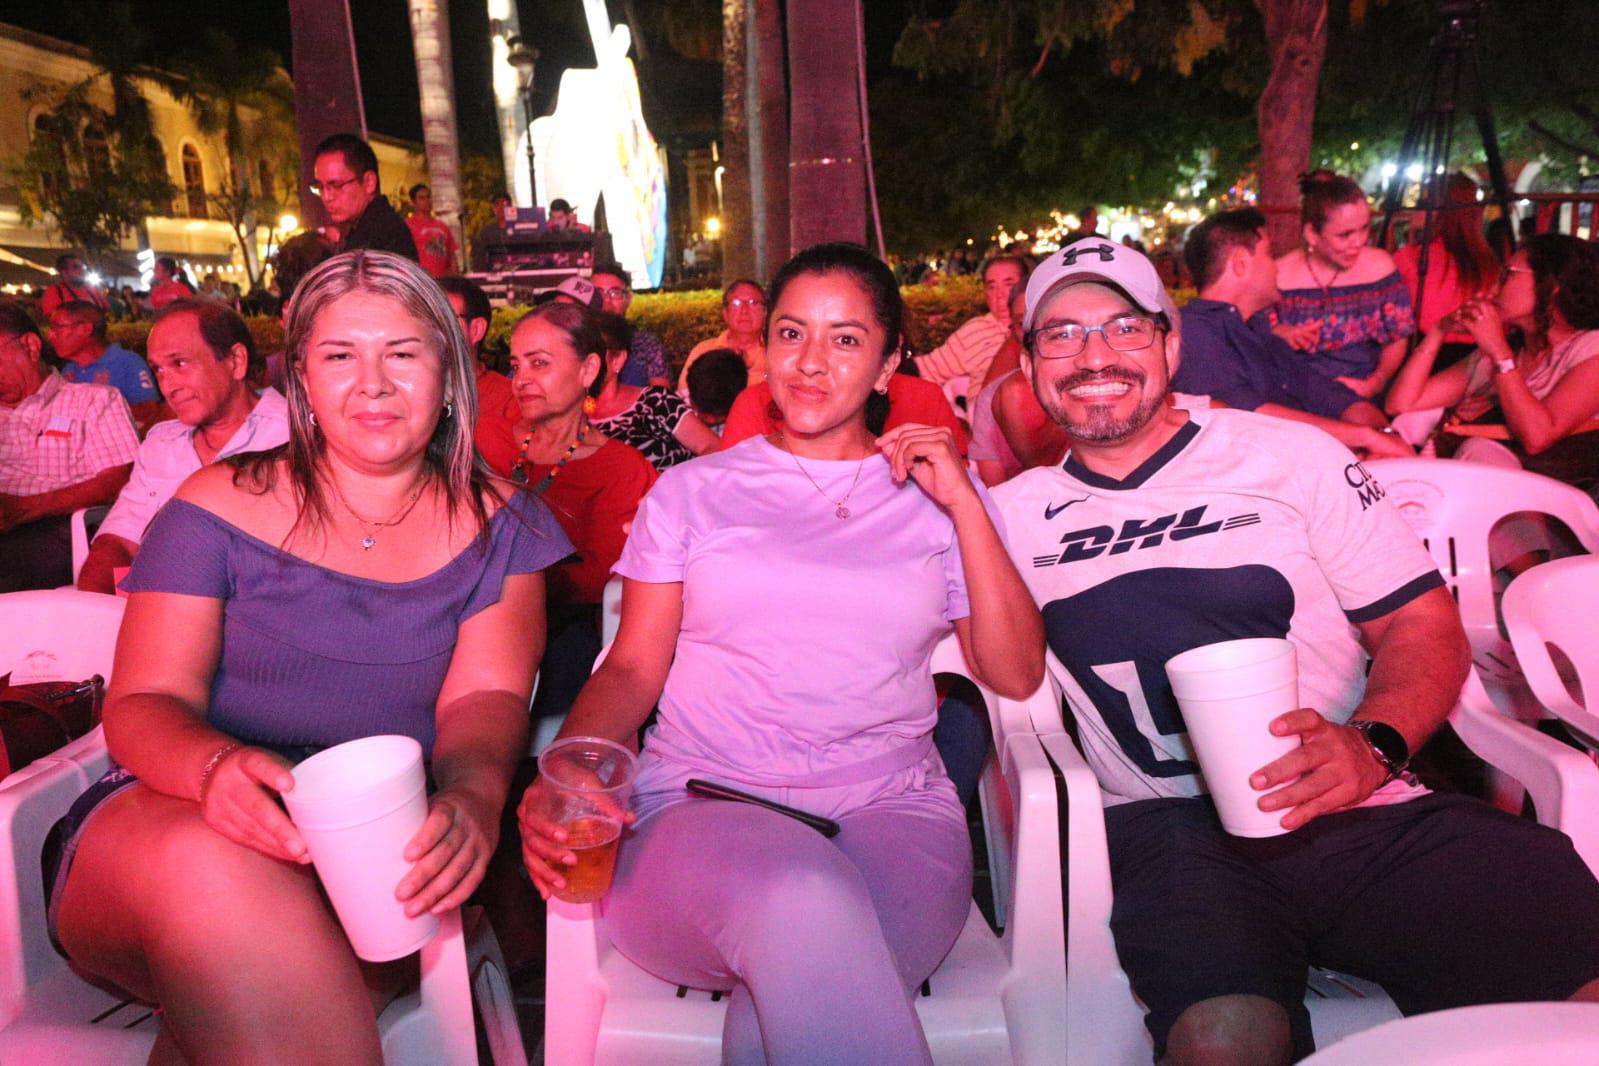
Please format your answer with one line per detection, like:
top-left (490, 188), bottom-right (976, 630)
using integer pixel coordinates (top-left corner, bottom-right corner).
top-left (1376, 0), bottom-right (1516, 336)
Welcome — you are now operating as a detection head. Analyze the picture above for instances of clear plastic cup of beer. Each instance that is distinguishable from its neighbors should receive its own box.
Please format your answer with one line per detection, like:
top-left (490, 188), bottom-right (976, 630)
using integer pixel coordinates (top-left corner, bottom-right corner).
top-left (537, 736), bottom-right (638, 903)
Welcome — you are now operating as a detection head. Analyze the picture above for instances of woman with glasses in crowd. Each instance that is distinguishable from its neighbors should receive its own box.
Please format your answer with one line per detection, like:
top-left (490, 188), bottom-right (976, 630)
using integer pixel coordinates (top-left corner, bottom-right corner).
top-left (677, 278), bottom-right (769, 391)
top-left (520, 242), bottom-right (1042, 1064)
top-left (1273, 171), bottom-right (1416, 398)
top-left (1386, 233), bottom-right (1599, 489)
top-left (46, 251), bottom-right (572, 1063)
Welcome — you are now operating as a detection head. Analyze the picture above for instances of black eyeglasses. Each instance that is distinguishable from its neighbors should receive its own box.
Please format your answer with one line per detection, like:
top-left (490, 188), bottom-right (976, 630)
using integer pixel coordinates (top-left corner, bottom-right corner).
top-left (1027, 315), bottom-right (1161, 360)
top-left (310, 175), bottom-right (361, 197)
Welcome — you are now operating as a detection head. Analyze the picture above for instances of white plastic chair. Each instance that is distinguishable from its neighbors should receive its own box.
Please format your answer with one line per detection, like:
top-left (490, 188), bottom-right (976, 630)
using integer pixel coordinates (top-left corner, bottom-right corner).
top-left (996, 653), bottom-right (1401, 1065)
top-left (67, 507), bottom-right (109, 584)
top-left (1005, 649), bottom-right (1599, 1064)
top-left (543, 632), bottom-right (1070, 1064)
top-left (0, 589), bottom-right (528, 1065)
top-left (1298, 1002), bottom-right (1599, 1065)
top-left (1503, 555), bottom-right (1599, 750)
top-left (1365, 458), bottom-right (1599, 709)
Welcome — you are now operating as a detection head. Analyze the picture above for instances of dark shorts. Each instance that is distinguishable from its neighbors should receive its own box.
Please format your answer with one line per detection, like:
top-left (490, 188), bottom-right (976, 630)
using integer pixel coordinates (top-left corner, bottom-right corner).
top-left (1105, 794), bottom-right (1599, 1060)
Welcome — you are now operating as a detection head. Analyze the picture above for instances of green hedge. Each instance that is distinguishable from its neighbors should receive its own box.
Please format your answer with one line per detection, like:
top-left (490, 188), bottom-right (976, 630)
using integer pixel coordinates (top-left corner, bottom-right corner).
top-left (486, 277), bottom-right (990, 375)
top-left (100, 279), bottom-right (1195, 376)
top-left (106, 317), bottom-right (285, 357)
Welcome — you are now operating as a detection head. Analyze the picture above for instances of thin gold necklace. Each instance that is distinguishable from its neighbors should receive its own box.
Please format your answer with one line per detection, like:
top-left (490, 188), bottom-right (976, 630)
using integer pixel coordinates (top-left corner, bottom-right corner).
top-left (776, 432), bottom-right (867, 520)
top-left (332, 473), bottom-right (428, 550)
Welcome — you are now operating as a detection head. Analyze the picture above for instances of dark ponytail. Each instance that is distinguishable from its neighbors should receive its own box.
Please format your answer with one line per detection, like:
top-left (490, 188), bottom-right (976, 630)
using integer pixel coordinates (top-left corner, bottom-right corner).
top-left (865, 389), bottom-right (890, 435)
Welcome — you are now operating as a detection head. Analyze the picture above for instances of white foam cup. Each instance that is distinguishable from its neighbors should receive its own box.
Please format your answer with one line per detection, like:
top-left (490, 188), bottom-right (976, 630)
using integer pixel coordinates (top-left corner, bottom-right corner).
top-left (283, 735), bottom-right (439, 961)
top-left (1166, 638), bottom-right (1302, 838)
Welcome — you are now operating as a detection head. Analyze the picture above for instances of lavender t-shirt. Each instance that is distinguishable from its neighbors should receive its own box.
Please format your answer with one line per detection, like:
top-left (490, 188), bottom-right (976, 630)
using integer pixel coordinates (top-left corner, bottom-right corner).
top-left (616, 436), bottom-right (999, 788)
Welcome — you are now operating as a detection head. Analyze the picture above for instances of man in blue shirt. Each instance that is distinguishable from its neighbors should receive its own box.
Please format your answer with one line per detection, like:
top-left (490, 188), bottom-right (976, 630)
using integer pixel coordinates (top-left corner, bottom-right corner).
top-left (48, 300), bottom-right (162, 431)
top-left (1174, 208), bottom-right (1411, 458)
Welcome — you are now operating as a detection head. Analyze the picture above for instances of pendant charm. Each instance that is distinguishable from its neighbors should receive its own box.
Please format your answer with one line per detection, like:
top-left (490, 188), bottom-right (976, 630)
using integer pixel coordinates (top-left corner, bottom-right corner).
top-left (361, 536), bottom-right (376, 550)
top-left (835, 505), bottom-right (850, 520)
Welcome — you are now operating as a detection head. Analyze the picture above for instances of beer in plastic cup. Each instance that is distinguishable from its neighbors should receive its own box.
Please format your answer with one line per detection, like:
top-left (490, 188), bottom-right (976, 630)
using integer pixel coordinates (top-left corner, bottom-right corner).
top-left (282, 735), bottom-right (439, 961)
top-left (538, 736), bottom-right (637, 904)
top-left (1166, 638), bottom-right (1302, 838)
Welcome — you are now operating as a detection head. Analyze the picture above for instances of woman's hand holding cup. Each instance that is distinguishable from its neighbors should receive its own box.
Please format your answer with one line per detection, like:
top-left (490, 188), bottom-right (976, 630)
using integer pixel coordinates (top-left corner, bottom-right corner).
top-left (397, 786), bottom-right (499, 918)
top-left (198, 744), bottom-right (310, 864)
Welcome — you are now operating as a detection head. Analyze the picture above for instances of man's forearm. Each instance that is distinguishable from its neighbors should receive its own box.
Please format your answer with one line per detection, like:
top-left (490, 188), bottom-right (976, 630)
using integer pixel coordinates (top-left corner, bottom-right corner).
top-left (7, 464), bottom-right (133, 525)
top-left (1355, 586), bottom-right (1471, 753)
top-left (77, 532), bottom-right (137, 593)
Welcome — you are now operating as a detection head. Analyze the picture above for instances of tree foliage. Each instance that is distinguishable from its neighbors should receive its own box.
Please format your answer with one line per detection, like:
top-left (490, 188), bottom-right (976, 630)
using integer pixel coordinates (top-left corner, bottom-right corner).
top-left (165, 29), bottom-right (298, 289)
top-left (12, 3), bottom-right (173, 266)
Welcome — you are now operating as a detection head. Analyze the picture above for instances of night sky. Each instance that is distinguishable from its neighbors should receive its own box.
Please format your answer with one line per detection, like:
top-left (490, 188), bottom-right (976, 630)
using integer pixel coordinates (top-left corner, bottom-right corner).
top-left (5, 1), bottom-right (605, 155)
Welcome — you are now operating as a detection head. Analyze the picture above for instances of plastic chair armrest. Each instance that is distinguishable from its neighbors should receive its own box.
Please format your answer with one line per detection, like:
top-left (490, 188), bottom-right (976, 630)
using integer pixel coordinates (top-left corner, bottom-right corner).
top-left (1451, 672), bottom-right (1599, 877)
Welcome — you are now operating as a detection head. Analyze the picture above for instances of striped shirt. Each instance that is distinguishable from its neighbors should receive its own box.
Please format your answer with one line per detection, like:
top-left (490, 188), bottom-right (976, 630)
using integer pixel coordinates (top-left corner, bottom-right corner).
top-left (915, 312), bottom-right (1010, 405)
top-left (0, 372), bottom-right (139, 496)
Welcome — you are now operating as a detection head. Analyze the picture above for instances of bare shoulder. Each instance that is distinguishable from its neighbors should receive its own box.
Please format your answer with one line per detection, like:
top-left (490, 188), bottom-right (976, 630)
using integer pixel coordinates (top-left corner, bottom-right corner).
top-left (172, 457), bottom-right (293, 534)
top-left (1275, 248), bottom-right (1310, 285)
top-left (1354, 245), bottom-right (1399, 281)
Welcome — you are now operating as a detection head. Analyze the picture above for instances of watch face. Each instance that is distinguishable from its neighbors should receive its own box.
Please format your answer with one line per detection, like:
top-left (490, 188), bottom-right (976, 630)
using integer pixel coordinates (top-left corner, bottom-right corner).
top-left (1361, 721), bottom-right (1409, 768)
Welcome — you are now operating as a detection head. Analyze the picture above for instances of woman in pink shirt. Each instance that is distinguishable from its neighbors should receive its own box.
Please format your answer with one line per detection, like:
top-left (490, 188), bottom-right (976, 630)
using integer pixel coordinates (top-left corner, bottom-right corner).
top-left (520, 243), bottom-right (1043, 1062)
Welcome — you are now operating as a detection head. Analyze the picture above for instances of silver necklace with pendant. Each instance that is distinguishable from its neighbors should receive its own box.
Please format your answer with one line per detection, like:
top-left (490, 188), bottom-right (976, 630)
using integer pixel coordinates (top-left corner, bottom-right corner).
top-left (778, 433), bottom-right (866, 519)
top-left (333, 475), bottom-right (427, 550)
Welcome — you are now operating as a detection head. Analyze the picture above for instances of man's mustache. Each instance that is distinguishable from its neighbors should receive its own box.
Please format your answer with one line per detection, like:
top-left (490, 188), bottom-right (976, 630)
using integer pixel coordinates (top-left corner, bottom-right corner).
top-left (1053, 368), bottom-right (1146, 393)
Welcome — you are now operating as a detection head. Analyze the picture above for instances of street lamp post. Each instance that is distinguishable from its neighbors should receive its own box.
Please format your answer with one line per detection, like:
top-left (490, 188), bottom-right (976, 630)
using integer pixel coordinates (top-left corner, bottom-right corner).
top-left (506, 35), bottom-right (539, 206)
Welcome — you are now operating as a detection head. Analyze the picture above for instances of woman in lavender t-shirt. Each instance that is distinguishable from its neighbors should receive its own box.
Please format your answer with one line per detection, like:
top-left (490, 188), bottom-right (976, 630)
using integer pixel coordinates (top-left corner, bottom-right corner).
top-left (520, 243), bottom-right (1044, 1063)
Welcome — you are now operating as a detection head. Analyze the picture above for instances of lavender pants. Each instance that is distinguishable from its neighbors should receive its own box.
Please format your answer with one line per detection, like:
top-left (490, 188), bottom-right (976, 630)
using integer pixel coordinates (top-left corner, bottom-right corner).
top-left (602, 753), bottom-right (972, 1065)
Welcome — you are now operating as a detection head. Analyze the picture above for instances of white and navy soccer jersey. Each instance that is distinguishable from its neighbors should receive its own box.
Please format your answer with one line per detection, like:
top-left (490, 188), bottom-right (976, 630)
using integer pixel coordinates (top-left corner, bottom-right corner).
top-left (993, 408), bottom-right (1443, 806)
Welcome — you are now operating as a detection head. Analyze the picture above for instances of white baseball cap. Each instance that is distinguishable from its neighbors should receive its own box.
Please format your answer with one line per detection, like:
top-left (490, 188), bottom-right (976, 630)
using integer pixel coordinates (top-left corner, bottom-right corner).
top-left (1022, 239), bottom-right (1179, 333)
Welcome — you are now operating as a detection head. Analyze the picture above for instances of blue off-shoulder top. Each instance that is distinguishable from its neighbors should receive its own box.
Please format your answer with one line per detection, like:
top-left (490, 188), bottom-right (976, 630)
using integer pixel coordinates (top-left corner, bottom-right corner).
top-left (119, 490), bottom-right (573, 757)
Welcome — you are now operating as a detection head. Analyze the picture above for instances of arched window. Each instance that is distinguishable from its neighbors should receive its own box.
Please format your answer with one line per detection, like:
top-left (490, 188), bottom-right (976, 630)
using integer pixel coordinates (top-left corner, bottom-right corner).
top-left (181, 144), bottom-right (207, 219)
top-left (82, 125), bottom-right (110, 181)
top-left (31, 114), bottom-right (64, 199)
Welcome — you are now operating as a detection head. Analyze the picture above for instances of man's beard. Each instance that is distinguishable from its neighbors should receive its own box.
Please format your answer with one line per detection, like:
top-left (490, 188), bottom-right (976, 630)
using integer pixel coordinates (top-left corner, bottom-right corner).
top-left (1039, 366), bottom-right (1167, 444)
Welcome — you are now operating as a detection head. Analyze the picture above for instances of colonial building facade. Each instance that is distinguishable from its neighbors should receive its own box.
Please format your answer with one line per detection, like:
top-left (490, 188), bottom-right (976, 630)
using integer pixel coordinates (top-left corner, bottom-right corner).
top-left (0, 21), bottom-right (425, 291)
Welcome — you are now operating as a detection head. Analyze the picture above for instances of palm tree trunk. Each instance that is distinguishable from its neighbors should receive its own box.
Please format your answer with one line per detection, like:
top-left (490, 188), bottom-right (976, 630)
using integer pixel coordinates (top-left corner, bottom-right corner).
top-left (409, 0), bottom-right (467, 269)
top-left (486, 0), bottom-right (527, 202)
top-left (749, 0), bottom-right (789, 276)
top-left (286, 0), bottom-right (367, 230)
top-left (721, 0), bottom-right (756, 280)
top-left (786, 0), bottom-right (866, 251)
top-left (1257, 0), bottom-right (1329, 254)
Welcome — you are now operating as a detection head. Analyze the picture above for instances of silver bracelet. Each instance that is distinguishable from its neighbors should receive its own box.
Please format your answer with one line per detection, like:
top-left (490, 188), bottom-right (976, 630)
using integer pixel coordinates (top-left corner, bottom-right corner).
top-left (197, 741), bottom-right (243, 804)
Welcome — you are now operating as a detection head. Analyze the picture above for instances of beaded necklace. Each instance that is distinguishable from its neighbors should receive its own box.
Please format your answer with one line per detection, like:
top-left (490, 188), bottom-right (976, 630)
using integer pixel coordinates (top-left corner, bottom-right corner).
top-left (513, 421), bottom-right (588, 495)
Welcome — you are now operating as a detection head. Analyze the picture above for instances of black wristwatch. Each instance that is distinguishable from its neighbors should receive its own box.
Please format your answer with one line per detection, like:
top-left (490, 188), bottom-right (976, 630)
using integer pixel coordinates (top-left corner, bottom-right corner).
top-left (1349, 719), bottom-right (1410, 782)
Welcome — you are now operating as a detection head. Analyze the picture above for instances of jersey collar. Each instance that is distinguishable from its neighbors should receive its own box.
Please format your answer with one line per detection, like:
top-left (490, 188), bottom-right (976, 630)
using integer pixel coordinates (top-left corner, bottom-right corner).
top-left (1063, 418), bottom-right (1200, 491)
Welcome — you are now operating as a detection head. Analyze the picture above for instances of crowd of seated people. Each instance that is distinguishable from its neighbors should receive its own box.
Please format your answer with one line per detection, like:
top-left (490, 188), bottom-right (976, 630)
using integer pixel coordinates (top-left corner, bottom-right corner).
top-left (16, 150), bottom-right (1599, 1066)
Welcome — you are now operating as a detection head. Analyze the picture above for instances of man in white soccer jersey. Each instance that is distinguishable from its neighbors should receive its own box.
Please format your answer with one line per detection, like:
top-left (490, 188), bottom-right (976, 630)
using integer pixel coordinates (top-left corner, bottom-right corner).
top-left (993, 241), bottom-right (1599, 1064)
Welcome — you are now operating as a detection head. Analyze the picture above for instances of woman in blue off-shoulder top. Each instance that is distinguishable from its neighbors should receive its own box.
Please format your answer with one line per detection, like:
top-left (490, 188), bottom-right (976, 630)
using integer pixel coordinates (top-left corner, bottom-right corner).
top-left (46, 251), bottom-right (571, 1063)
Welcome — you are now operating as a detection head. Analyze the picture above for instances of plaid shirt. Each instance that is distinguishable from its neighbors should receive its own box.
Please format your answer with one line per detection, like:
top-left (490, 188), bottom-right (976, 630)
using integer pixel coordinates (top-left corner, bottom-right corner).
top-left (0, 372), bottom-right (139, 496)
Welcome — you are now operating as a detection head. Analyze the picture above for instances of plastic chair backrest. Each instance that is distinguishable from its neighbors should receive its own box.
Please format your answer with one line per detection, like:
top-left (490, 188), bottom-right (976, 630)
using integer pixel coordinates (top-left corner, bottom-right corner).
top-left (1365, 459), bottom-right (1599, 640)
top-left (0, 590), bottom-right (125, 684)
top-left (1502, 556), bottom-right (1599, 747)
